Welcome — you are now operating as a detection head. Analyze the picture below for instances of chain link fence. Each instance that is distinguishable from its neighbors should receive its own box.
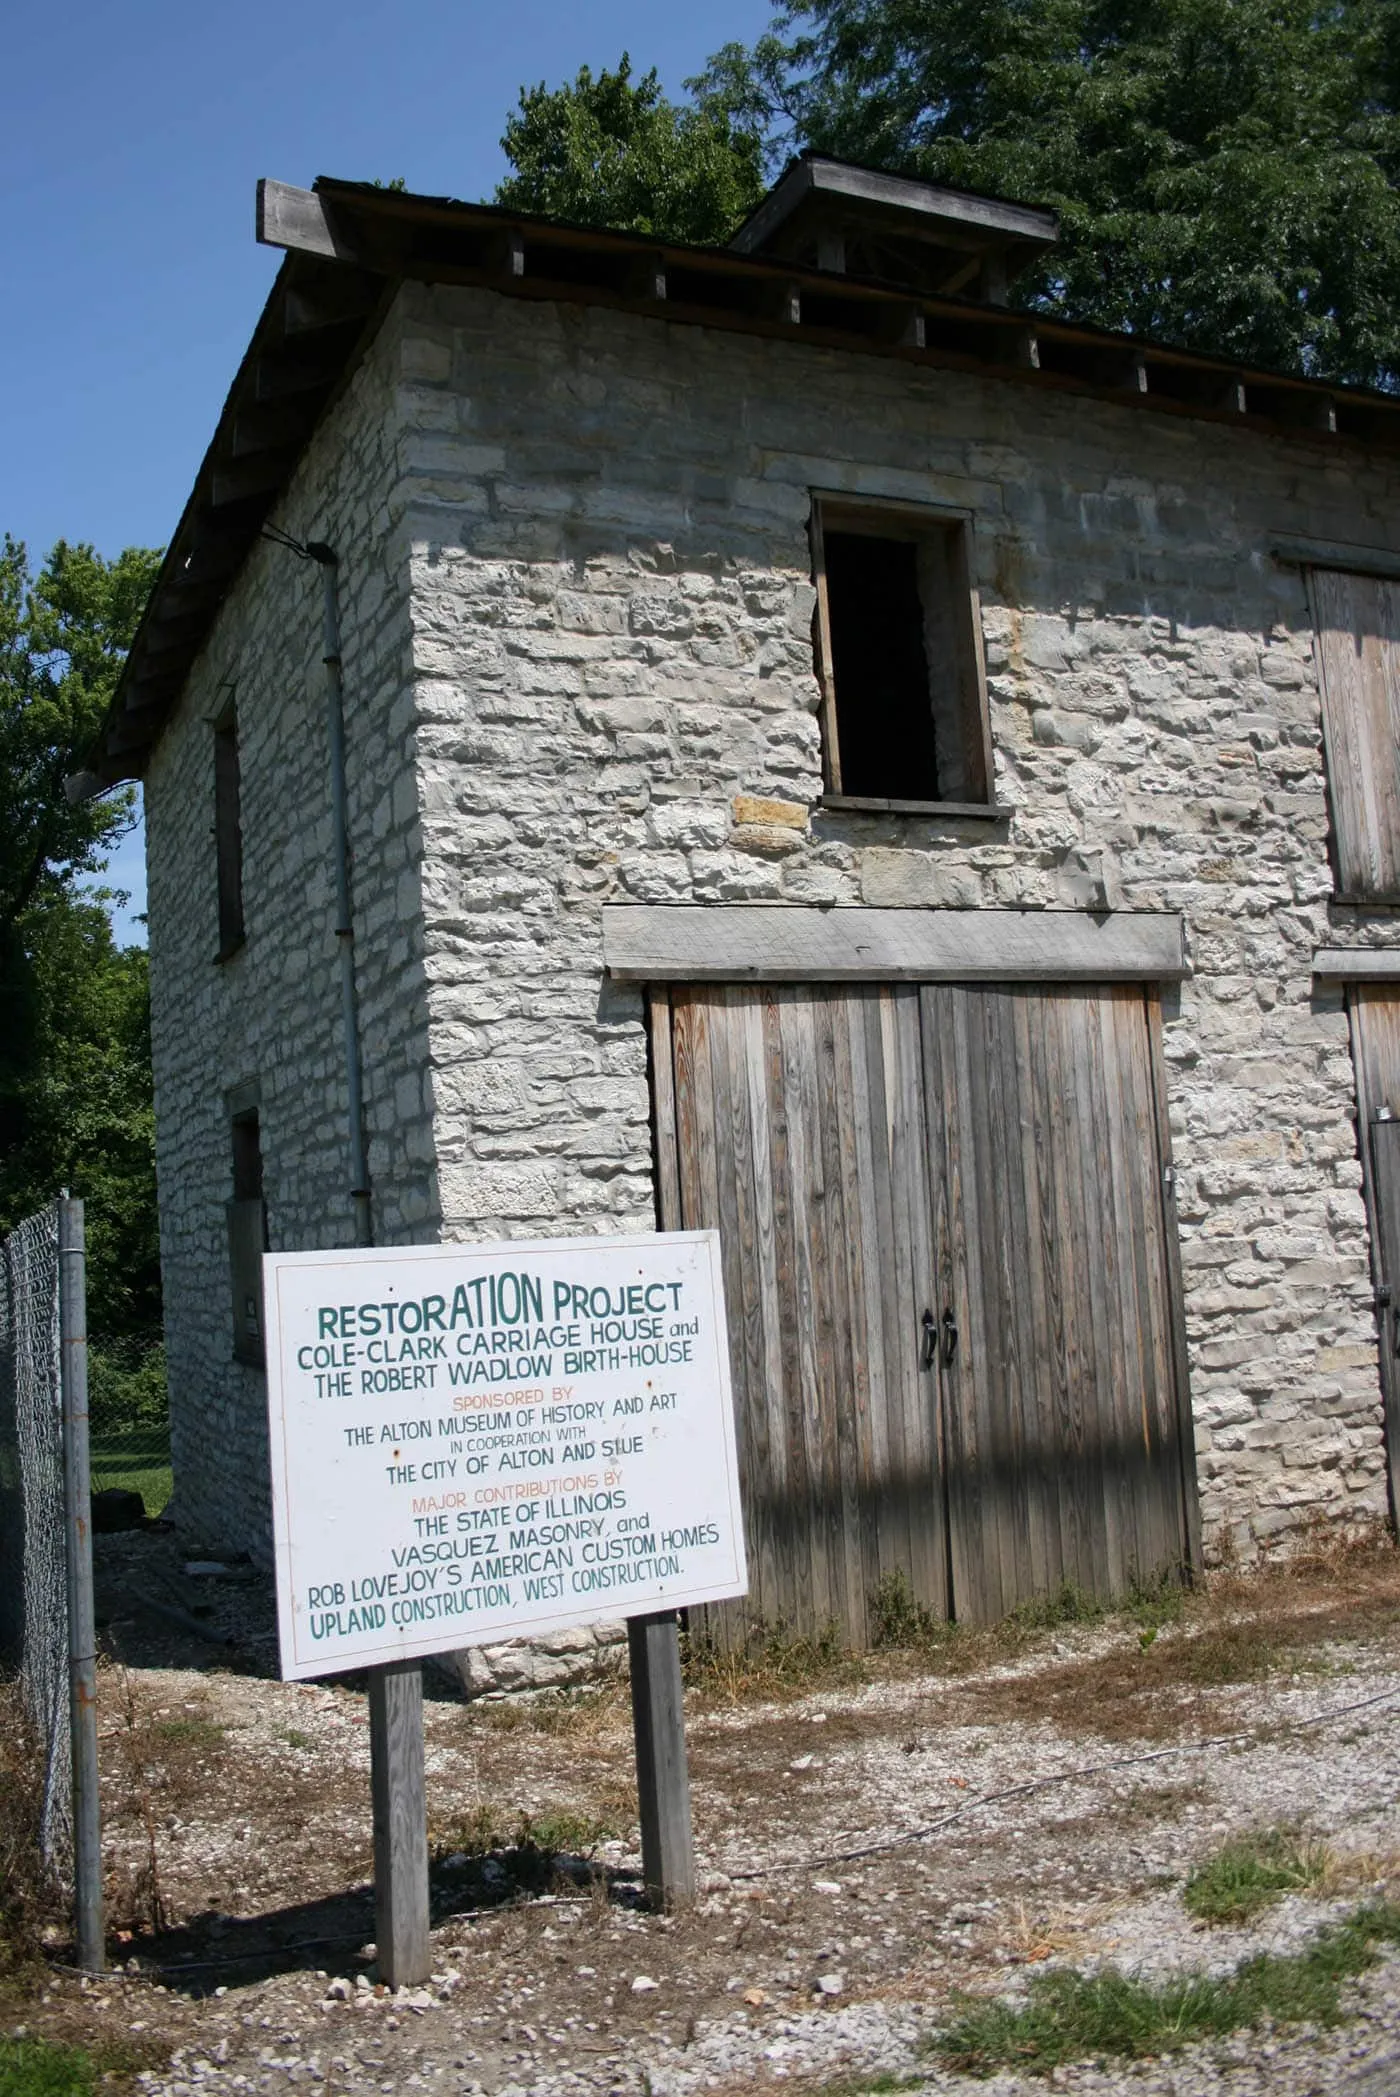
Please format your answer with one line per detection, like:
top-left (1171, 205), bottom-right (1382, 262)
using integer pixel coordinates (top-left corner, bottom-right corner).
top-left (0, 1203), bottom-right (71, 1875)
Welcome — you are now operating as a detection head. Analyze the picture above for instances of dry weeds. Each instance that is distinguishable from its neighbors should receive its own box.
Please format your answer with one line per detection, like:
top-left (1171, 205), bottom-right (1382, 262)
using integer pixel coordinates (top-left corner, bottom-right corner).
top-left (935, 1531), bottom-right (1400, 1742)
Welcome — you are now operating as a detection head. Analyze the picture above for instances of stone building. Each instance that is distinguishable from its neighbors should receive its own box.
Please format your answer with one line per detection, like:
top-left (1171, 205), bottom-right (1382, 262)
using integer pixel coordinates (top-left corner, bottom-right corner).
top-left (88, 158), bottom-right (1400, 1638)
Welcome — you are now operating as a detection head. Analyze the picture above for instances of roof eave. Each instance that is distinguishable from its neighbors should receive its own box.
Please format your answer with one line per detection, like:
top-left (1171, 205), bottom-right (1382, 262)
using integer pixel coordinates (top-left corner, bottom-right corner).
top-left (91, 175), bottom-right (1400, 788)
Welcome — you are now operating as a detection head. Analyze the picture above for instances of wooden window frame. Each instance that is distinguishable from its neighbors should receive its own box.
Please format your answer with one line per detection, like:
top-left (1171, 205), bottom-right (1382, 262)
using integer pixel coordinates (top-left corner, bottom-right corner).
top-left (213, 696), bottom-right (246, 961)
top-left (809, 493), bottom-right (999, 817)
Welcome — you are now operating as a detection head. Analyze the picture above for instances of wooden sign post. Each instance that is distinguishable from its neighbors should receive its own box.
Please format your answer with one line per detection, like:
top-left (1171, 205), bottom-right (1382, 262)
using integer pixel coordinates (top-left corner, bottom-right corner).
top-left (261, 1229), bottom-right (744, 1971)
top-left (628, 1610), bottom-right (694, 1910)
top-left (368, 1661), bottom-right (430, 1985)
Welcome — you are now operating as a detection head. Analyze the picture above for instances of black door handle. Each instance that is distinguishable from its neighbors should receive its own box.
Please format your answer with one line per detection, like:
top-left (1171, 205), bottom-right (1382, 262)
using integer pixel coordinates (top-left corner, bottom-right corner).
top-left (942, 1308), bottom-right (959, 1367)
top-left (921, 1308), bottom-right (936, 1371)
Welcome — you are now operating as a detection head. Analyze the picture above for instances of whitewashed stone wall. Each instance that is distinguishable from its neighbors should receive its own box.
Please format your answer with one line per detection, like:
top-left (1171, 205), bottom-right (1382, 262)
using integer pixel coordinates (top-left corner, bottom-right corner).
top-left (145, 308), bottom-right (437, 1557)
top-left (398, 281), bottom-right (1400, 1560)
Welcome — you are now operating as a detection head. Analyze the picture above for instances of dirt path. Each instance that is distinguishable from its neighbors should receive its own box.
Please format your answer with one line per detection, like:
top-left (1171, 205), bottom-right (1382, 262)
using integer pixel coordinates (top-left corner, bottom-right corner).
top-left (10, 1534), bottom-right (1400, 2095)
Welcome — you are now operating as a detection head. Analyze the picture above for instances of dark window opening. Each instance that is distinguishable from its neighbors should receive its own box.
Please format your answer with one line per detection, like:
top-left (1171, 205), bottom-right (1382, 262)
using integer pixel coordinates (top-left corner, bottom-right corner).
top-left (824, 531), bottom-right (942, 799)
top-left (215, 708), bottom-right (245, 958)
top-left (814, 502), bottom-right (992, 808)
top-left (227, 1107), bottom-right (267, 1367)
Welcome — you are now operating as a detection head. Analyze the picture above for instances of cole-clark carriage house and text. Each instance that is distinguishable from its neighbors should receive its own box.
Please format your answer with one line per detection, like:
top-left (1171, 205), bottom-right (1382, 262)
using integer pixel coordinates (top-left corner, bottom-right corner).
top-left (82, 156), bottom-right (1400, 1644)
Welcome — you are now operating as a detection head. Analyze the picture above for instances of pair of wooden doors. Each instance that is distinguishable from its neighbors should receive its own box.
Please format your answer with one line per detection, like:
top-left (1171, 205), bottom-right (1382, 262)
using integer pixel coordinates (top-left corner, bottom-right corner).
top-left (649, 980), bottom-right (1197, 1641)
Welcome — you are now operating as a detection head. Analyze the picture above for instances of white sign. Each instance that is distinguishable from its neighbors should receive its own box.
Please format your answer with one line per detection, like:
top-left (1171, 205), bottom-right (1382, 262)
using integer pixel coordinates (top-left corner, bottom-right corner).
top-left (263, 1230), bottom-right (747, 1680)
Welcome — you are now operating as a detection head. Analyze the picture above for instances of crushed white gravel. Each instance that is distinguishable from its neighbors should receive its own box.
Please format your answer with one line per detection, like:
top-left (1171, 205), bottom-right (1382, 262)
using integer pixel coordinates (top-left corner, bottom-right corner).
top-left (15, 1531), bottom-right (1400, 2095)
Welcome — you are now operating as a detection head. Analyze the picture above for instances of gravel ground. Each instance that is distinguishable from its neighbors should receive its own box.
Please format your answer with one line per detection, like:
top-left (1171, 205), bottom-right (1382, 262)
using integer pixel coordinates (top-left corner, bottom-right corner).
top-left (10, 1530), bottom-right (1400, 2095)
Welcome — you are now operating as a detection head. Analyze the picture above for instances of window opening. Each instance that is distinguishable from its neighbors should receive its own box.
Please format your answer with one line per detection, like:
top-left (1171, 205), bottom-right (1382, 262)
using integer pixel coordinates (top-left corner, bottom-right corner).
top-left (813, 499), bottom-right (992, 808)
top-left (214, 703), bottom-right (245, 957)
top-left (227, 1106), bottom-right (267, 1367)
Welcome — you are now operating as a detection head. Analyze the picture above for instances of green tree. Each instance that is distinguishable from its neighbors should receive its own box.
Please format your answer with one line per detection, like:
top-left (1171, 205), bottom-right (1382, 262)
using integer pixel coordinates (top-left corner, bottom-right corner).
top-left (698, 0), bottom-right (1400, 385)
top-left (496, 53), bottom-right (767, 243)
top-left (0, 535), bottom-right (162, 1374)
top-left (0, 535), bottom-right (160, 929)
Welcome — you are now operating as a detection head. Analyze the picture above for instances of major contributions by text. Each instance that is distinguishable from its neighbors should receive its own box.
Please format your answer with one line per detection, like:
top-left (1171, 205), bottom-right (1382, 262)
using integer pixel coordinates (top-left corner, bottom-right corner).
top-left (264, 1234), bottom-right (747, 1678)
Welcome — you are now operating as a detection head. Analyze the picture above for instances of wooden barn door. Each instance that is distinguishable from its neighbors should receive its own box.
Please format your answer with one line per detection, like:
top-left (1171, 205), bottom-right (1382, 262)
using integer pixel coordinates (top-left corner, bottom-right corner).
top-left (920, 983), bottom-right (1194, 1621)
top-left (1345, 986), bottom-right (1400, 1521)
top-left (650, 984), bottom-right (947, 1647)
top-left (651, 978), bottom-right (1195, 1640)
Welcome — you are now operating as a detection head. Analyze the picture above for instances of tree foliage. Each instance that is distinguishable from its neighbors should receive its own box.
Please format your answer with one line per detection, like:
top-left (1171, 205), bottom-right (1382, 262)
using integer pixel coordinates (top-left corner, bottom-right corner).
top-left (699, 0), bottom-right (1400, 385)
top-left (497, 53), bottom-right (767, 243)
top-left (0, 536), bottom-right (162, 1355)
top-left (499, 5), bottom-right (1400, 386)
top-left (0, 536), bottom-right (161, 929)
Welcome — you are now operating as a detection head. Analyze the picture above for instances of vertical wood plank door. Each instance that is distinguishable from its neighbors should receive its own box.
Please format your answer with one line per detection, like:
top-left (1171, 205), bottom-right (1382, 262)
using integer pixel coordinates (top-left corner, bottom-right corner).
top-left (651, 984), bottom-right (946, 1648)
top-left (1345, 987), bottom-right (1400, 1523)
top-left (920, 983), bottom-right (1190, 1621)
top-left (1310, 569), bottom-right (1400, 901)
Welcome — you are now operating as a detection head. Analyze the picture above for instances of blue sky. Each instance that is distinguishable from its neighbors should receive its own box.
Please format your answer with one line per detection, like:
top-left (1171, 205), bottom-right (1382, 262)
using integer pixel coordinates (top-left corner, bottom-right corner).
top-left (4, 0), bottom-right (770, 943)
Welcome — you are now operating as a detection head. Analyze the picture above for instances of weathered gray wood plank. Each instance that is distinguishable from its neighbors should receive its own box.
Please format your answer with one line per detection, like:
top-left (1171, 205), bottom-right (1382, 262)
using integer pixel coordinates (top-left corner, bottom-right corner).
top-left (604, 905), bottom-right (1188, 984)
top-left (647, 991), bottom-right (681, 1233)
top-left (628, 1612), bottom-right (695, 1912)
top-left (368, 1661), bottom-right (430, 1988)
top-left (1346, 988), bottom-right (1400, 1529)
top-left (256, 179), bottom-right (358, 260)
top-left (1145, 990), bottom-right (1203, 1577)
top-left (1309, 569), bottom-right (1400, 901)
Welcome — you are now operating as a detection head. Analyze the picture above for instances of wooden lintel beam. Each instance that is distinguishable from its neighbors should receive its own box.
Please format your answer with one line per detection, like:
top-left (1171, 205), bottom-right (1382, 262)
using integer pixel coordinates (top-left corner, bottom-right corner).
top-left (603, 904), bottom-right (1189, 984)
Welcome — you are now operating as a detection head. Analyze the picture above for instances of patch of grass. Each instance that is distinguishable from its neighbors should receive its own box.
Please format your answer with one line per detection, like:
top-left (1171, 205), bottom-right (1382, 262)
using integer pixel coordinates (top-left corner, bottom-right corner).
top-left (152, 1717), bottom-right (225, 1750)
top-left (436, 1802), bottom-right (615, 1863)
top-left (88, 1428), bottom-right (172, 1518)
top-left (1125, 1571), bottom-right (1188, 1639)
top-left (1007, 1582), bottom-right (1105, 1633)
top-left (276, 1728), bottom-right (315, 1752)
top-left (869, 1571), bottom-right (949, 1651)
top-left (520, 1808), bottom-right (615, 1857)
top-left (932, 1898), bottom-right (1400, 2076)
top-left (1185, 1827), bottom-right (1327, 1925)
top-left (806, 2077), bottom-right (924, 2096)
top-left (0, 2034), bottom-right (95, 2096)
top-left (684, 1618), bottom-right (860, 1703)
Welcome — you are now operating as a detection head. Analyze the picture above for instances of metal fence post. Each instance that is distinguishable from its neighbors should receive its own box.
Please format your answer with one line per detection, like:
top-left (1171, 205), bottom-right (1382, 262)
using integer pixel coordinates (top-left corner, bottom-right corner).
top-left (58, 1198), bottom-right (103, 1972)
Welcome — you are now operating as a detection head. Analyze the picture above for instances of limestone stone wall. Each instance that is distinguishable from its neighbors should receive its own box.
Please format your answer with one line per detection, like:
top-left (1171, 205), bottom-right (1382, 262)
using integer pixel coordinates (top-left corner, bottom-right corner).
top-left (144, 306), bottom-right (437, 1557)
top-left (399, 280), bottom-right (1400, 1558)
